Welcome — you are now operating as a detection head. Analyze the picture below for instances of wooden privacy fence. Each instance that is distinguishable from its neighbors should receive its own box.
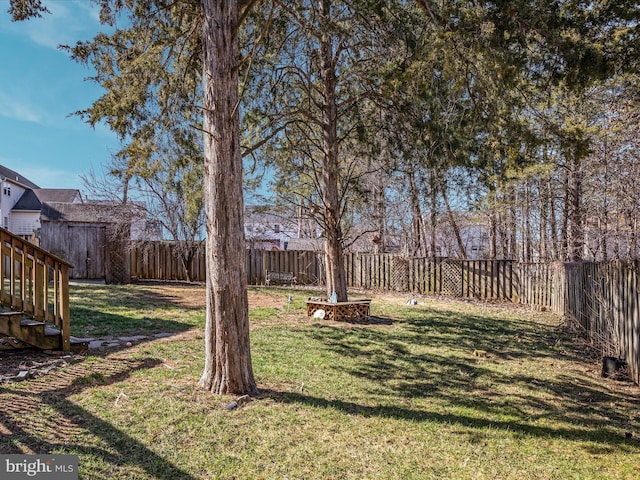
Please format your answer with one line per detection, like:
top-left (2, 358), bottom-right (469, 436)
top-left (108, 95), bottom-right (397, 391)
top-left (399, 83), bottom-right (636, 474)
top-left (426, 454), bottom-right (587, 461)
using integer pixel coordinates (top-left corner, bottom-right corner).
top-left (130, 245), bottom-right (537, 304)
top-left (508, 260), bottom-right (640, 385)
top-left (344, 254), bottom-right (520, 301)
top-left (130, 243), bottom-right (521, 300)
top-left (130, 242), bottom-right (322, 285)
top-left (558, 261), bottom-right (640, 384)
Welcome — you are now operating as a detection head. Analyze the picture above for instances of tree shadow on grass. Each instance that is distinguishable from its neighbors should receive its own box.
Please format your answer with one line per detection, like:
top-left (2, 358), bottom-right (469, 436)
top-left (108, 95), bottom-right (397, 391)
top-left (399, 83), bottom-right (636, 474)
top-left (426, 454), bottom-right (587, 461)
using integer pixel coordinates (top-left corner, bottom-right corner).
top-left (0, 353), bottom-right (197, 480)
top-left (69, 282), bottom-right (206, 337)
top-left (71, 282), bottom-right (204, 311)
top-left (299, 305), bottom-right (640, 449)
top-left (261, 387), bottom-right (640, 450)
top-left (69, 305), bottom-right (197, 338)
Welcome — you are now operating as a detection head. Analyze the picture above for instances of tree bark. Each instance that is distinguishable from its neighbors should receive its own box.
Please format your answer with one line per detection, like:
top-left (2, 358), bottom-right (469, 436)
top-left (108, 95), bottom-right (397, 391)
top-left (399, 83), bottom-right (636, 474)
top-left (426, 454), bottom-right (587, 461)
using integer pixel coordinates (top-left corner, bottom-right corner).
top-left (567, 159), bottom-right (584, 261)
top-left (560, 166), bottom-right (570, 260)
top-left (319, 0), bottom-right (348, 301)
top-left (507, 188), bottom-right (517, 260)
top-left (199, 0), bottom-right (257, 395)
top-left (440, 178), bottom-right (467, 259)
top-left (523, 181), bottom-right (532, 261)
top-left (538, 176), bottom-right (548, 261)
top-left (428, 169), bottom-right (438, 257)
top-left (548, 175), bottom-right (559, 260)
top-left (408, 166), bottom-right (423, 257)
top-left (374, 175), bottom-right (386, 255)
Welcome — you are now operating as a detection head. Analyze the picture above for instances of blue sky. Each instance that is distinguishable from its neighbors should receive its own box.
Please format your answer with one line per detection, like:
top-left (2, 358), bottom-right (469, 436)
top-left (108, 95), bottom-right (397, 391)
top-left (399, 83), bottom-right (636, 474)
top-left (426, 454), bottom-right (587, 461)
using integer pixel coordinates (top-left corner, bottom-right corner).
top-left (0, 0), bottom-right (118, 192)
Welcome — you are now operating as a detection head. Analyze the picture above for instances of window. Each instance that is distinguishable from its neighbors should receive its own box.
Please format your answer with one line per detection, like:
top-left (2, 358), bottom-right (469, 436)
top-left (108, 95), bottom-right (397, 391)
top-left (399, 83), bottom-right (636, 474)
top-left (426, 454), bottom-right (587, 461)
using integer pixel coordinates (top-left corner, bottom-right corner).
top-left (274, 224), bottom-right (280, 233)
top-left (3, 185), bottom-right (10, 196)
top-left (3, 217), bottom-right (8, 229)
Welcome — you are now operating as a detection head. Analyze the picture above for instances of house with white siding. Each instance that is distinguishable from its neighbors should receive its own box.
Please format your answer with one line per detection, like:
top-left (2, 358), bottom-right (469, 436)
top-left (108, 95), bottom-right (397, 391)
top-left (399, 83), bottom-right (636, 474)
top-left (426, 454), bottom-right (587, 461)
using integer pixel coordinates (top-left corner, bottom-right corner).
top-left (0, 165), bottom-right (83, 239)
top-left (1, 165), bottom-right (159, 243)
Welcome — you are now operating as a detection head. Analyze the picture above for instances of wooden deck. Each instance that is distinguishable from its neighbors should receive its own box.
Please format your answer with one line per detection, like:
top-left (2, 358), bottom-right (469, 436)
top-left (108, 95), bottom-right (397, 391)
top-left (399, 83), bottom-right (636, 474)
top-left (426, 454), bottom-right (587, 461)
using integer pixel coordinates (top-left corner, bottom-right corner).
top-left (0, 228), bottom-right (74, 351)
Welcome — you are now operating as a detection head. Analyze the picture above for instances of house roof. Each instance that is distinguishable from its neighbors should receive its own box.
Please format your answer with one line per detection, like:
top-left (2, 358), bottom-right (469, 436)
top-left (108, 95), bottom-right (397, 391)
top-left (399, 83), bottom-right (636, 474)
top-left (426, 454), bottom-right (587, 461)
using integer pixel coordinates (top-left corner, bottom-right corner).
top-left (12, 189), bottom-right (41, 211)
top-left (0, 165), bottom-right (40, 189)
top-left (40, 202), bottom-right (142, 223)
top-left (33, 189), bottom-right (82, 204)
top-left (12, 189), bottom-right (82, 212)
top-left (286, 238), bottom-right (323, 251)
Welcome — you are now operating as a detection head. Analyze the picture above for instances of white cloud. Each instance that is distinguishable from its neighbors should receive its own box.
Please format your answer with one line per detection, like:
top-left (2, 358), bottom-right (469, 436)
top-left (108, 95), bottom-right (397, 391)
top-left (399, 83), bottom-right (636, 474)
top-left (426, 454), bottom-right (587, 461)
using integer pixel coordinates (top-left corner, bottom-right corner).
top-left (6, 1), bottom-right (102, 51)
top-left (71, 0), bottom-right (102, 23)
top-left (0, 93), bottom-right (47, 124)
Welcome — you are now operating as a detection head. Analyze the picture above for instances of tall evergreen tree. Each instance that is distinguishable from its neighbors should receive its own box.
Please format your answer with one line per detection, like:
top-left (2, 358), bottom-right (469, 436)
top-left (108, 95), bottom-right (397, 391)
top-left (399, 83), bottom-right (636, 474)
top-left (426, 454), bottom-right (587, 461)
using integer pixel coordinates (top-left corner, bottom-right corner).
top-left (9, 0), bottom-right (258, 395)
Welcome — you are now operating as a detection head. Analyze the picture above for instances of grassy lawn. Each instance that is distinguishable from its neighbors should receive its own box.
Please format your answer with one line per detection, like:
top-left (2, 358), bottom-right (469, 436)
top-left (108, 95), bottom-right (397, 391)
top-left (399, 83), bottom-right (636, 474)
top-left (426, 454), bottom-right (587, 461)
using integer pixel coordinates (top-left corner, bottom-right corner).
top-left (1, 282), bottom-right (639, 479)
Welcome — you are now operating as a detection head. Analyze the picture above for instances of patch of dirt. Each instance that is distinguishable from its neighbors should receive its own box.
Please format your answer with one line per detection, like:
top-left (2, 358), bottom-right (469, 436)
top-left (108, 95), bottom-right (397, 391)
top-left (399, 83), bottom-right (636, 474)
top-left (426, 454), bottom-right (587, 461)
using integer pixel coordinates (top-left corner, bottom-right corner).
top-left (249, 293), bottom-right (287, 309)
top-left (0, 348), bottom-right (83, 383)
top-left (135, 281), bottom-right (287, 309)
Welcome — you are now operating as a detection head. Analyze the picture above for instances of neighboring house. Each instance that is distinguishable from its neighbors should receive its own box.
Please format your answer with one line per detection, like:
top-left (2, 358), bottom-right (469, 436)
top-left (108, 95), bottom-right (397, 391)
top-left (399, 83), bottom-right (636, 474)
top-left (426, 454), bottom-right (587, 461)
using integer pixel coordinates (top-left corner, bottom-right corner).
top-left (432, 212), bottom-right (491, 260)
top-left (0, 165), bottom-right (161, 280)
top-left (11, 188), bottom-right (83, 237)
top-left (243, 203), bottom-right (495, 257)
top-left (0, 165), bottom-right (84, 238)
top-left (244, 206), bottom-right (299, 250)
top-left (0, 165), bottom-right (44, 235)
top-left (244, 205), bottom-right (324, 251)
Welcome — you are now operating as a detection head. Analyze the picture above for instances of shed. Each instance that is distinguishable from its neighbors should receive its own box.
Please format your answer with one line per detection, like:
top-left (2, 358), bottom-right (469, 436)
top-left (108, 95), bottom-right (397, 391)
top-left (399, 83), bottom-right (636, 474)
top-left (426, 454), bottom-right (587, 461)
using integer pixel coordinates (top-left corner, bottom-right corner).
top-left (39, 202), bottom-right (135, 283)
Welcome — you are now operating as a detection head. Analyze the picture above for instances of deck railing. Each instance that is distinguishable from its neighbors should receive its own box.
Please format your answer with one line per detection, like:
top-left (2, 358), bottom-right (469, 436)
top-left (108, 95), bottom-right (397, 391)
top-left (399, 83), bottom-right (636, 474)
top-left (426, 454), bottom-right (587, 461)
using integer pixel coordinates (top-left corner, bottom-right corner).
top-left (0, 227), bottom-right (73, 351)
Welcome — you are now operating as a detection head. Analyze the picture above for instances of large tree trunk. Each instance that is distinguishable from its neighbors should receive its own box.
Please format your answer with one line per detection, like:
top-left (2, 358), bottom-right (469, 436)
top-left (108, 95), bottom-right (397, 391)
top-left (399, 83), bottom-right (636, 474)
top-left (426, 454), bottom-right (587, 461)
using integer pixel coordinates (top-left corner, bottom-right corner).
top-left (199, 0), bottom-right (257, 395)
top-left (319, 0), bottom-right (348, 301)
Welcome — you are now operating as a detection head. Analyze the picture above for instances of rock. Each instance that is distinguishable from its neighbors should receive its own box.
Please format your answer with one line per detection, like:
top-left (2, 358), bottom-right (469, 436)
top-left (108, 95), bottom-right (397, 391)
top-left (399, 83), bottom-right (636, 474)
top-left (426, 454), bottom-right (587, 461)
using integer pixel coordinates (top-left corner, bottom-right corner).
top-left (118, 335), bottom-right (147, 343)
top-left (224, 401), bottom-right (238, 411)
top-left (15, 371), bottom-right (30, 381)
top-left (153, 332), bottom-right (174, 338)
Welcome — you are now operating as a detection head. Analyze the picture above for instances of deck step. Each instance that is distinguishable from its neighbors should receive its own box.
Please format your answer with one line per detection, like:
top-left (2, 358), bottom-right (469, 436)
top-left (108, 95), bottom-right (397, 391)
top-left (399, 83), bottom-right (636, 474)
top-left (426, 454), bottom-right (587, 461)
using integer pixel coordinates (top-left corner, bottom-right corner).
top-left (21, 319), bottom-right (46, 327)
top-left (44, 325), bottom-right (61, 336)
top-left (0, 311), bottom-right (62, 350)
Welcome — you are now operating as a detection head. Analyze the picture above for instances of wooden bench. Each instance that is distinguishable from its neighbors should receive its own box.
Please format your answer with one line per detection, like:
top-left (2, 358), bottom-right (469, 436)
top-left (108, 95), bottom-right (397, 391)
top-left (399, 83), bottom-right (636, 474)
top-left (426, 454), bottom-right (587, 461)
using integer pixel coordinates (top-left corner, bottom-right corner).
top-left (306, 297), bottom-right (371, 321)
top-left (265, 270), bottom-right (297, 286)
